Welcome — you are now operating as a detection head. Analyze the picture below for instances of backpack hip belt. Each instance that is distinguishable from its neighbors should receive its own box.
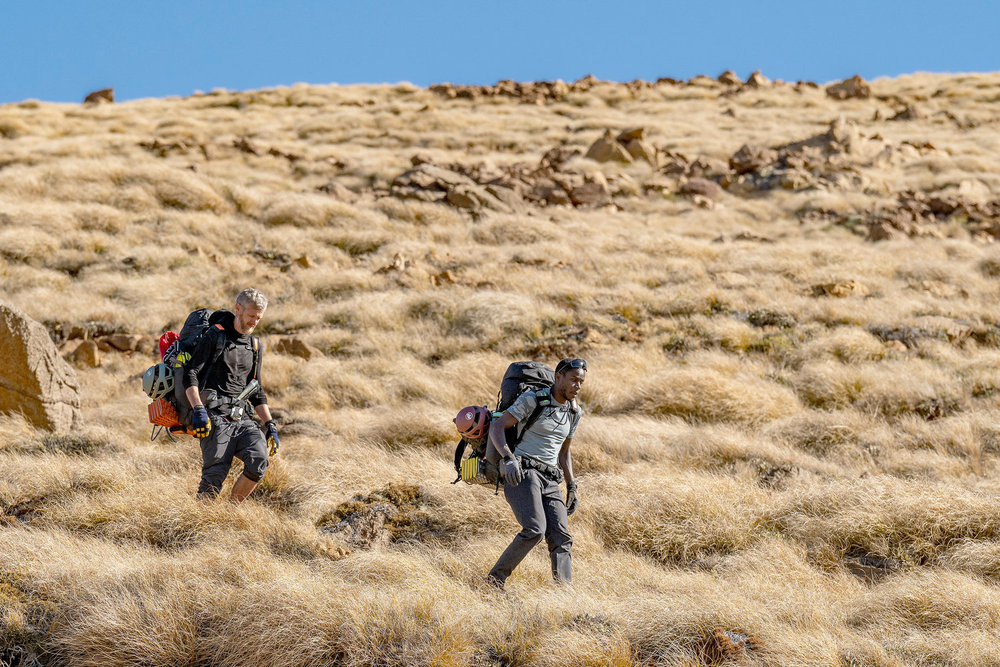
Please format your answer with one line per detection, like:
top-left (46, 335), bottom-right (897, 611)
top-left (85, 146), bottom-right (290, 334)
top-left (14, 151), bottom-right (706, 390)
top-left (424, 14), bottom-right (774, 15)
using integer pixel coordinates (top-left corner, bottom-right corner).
top-left (518, 456), bottom-right (564, 484)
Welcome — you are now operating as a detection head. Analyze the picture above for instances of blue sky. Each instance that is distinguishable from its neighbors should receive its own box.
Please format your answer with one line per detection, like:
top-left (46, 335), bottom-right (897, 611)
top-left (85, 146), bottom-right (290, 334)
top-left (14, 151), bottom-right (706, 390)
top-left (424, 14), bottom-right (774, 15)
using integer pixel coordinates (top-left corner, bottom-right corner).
top-left (2, 1), bottom-right (997, 104)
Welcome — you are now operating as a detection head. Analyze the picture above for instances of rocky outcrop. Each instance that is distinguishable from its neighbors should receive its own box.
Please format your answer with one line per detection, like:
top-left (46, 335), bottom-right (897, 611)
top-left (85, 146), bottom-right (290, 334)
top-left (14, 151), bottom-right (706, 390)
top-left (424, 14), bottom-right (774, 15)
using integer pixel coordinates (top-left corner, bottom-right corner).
top-left (825, 75), bottom-right (872, 100)
top-left (83, 88), bottom-right (114, 105)
top-left (428, 75), bottom-right (599, 104)
top-left (0, 303), bottom-right (81, 431)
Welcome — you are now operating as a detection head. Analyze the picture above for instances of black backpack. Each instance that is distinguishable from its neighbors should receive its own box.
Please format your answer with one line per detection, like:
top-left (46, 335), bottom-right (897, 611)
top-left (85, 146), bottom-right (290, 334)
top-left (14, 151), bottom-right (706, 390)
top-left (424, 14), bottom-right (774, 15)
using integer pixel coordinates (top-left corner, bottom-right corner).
top-left (164, 309), bottom-right (258, 430)
top-left (453, 361), bottom-right (568, 486)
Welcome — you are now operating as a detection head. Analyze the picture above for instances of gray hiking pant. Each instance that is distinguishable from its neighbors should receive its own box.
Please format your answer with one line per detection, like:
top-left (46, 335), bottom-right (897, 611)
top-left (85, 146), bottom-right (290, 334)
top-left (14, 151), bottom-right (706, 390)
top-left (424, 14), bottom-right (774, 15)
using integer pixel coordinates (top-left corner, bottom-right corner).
top-left (489, 468), bottom-right (572, 585)
top-left (197, 417), bottom-right (268, 496)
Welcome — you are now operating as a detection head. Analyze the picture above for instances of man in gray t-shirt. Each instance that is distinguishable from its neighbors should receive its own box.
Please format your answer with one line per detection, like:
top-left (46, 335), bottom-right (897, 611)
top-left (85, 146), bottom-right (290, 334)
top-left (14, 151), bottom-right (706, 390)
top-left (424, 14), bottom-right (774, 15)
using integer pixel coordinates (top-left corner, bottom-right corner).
top-left (486, 358), bottom-right (586, 590)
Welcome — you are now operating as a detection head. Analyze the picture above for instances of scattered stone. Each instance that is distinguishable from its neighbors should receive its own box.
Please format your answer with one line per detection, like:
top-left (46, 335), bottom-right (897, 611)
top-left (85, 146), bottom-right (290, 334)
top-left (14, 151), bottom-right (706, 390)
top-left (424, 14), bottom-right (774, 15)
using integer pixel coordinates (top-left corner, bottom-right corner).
top-left (72, 340), bottom-right (101, 367)
top-left (624, 138), bottom-right (657, 165)
top-left (615, 128), bottom-right (645, 143)
top-left (569, 179), bottom-right (612, 207)
top-left (744, 70), bottom-right (770, 88)
top-left (274, 337), bottom-right (322, 360)
top-left (883, 340), bottom-right (908, 353)
top-left (679, 177), bottom-right (723, 201)
top-left (104, 333), bottom-right (143, 352)
top-left (585, 130), bottom-right (633, 163)
top-left (410, 153), bottom-right (434, 166)
top-left (889, 104), bottom-right (925, 121)
top-left (747, 309), bottom-right (795, 328)
top-left (433, 270), bottom-right (457, 286)
top-left (868, 324), bottom-right (929, 349)
top-left (0, 304), bottom-right (81, 431)
top-left (717, 70), bottom-right (743, 86)
top-left (293, 255), bottom-right (313, 269)
top-left (83, 88), bottom-right (114, 105)
top-left (316, 182), bottom-right (358, 203)
top-left (811, 281), bottom-right (869, 298)
top-left (729, 144), bottom-right (778, 175)
top-left (826, 75), bottom-right (872, 100)
top-left (687, 74), bottom-right (719, 88)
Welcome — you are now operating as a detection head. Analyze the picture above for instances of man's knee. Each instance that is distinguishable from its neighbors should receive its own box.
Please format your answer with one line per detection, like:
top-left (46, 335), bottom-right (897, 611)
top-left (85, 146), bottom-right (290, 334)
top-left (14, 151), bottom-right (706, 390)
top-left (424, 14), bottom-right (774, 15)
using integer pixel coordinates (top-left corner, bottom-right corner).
top-left (546, 527), bottom-right (572, 553)
top-left (517, 527), bottom-right (544, 548)
top-left (239, 436), bottom-right (269, 482)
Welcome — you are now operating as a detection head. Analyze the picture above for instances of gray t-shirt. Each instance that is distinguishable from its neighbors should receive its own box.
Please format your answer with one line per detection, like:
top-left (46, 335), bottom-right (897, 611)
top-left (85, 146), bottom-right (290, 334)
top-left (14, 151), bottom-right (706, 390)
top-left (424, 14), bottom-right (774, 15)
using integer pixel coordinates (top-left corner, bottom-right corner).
top-left (507, 390), bottom-right (580, 467)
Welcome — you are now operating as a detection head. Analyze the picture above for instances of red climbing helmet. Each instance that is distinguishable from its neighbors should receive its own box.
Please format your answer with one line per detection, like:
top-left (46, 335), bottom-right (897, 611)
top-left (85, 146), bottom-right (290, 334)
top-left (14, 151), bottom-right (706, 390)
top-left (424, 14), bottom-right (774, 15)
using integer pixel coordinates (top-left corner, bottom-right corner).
top-left (454, 405), bottom-right (491, 439)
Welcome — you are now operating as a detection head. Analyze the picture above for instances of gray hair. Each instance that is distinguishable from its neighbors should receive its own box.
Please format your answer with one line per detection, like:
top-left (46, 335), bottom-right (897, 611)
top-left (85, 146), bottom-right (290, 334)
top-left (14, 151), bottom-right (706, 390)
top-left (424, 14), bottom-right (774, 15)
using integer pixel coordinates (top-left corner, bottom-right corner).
top-left (236, 287), bottom-right (268, 310)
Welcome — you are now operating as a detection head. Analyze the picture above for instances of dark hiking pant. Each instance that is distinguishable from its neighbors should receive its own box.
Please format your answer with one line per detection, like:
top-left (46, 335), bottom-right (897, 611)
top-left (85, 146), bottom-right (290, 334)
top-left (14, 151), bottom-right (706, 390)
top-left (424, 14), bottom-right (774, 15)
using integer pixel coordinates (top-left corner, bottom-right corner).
top-left (489, 469), bottom-right (572, 585)
top-left (197, 418), bottom-right (268, 496)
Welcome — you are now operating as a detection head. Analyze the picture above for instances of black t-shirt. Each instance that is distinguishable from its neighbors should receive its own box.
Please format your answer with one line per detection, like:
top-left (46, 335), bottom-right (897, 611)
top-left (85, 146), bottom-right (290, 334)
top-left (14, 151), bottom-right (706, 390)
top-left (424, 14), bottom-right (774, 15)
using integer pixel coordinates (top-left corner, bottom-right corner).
top-left (181, 315), bottom-right (266, 407)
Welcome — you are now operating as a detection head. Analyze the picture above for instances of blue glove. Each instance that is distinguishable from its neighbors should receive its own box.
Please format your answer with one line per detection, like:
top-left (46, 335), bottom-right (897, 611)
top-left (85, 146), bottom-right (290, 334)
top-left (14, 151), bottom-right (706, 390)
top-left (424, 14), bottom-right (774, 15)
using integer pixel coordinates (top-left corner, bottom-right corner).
top-left (191, 405), bottom-right (211, 438)
top-left (264, 420), bottom-right (279, 456)
top-left (501, 456), bottom-right (523, 485)
top-left (566, 481), bottom-right (578, 516)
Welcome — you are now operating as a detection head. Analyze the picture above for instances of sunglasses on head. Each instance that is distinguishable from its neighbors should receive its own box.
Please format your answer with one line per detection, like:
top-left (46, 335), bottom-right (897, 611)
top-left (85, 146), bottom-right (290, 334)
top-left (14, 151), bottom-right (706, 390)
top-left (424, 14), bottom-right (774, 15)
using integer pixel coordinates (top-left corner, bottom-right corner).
top-left (558, 359), bottom-right (587, 372)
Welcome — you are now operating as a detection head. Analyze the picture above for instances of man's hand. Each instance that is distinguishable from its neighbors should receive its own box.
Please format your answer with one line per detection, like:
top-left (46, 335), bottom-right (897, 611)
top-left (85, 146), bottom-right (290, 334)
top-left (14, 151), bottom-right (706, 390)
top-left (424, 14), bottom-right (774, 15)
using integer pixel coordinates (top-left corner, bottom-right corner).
top-left (264, 420), bottom-right (279, 456)
top-left (191, 405), bottom-right (211, 438)
top-left (566, 481), bottom-right (578, 516)
top-left (501, 456), bottom-right (523, 485)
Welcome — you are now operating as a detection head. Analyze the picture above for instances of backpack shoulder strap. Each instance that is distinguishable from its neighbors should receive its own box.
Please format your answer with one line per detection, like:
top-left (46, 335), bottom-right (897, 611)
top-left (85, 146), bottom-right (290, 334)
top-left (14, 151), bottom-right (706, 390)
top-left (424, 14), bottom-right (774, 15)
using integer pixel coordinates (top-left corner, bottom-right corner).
top-left (513, 389), bottom-right (550, 446)
top-left (251, 335), bottom-right (260, 382)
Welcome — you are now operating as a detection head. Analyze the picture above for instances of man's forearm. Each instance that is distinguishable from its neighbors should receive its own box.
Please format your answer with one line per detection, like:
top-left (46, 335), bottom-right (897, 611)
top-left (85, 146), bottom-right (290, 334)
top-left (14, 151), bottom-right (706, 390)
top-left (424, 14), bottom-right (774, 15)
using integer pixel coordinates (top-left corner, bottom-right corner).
top-left (559, 449), bottom-right (575, 485)
top-left (255, 403), bottom-right (273, 423)
top-left (185, 386), bottom-right (203, 408)
top-left (489, 421), bottom-right (514, 459)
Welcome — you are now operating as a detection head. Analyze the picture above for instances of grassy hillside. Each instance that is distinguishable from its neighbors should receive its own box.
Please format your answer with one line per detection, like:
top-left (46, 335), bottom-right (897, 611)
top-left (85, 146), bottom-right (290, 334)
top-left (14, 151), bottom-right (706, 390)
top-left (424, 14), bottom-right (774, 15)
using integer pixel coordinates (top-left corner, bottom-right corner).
top-left (3, 72), bottom-right (1000, 665)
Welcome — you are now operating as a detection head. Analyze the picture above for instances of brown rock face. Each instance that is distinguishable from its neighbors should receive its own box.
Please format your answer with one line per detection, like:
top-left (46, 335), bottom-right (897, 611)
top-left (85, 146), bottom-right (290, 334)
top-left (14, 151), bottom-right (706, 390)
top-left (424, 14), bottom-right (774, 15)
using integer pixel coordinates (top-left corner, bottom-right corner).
top-left (0, 303), bottom-right (81, 431)
top-left (825, 75), bottom-right (872, 100)
top-left (83, 88), bottom-right (115, 105)
top-left (275, 337), bottom-right (322, 360)
top-left (72, 340), bottom-right (102, 368)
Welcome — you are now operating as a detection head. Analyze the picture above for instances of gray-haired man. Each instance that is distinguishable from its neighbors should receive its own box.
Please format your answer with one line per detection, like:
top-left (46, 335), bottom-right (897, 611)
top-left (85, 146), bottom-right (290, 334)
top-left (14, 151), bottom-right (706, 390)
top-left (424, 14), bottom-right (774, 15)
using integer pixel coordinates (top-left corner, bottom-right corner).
top-left (183, 288), bottom-right (278, 503)
top-left (487, 358), bottom-right (586, 589)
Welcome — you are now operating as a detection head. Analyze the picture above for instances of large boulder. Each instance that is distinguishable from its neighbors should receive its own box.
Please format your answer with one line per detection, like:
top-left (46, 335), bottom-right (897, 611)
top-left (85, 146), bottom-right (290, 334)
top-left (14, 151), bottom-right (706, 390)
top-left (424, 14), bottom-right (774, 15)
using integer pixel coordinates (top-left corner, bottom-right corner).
top-left (0, 303), bottom-right (81, 431)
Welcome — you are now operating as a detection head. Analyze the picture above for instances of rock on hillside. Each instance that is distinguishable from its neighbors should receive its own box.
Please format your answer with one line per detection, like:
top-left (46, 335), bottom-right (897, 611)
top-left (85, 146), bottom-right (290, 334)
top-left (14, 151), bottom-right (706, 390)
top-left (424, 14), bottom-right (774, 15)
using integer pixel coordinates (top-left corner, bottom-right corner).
top-left (0, 303), bottom-right (81, 431)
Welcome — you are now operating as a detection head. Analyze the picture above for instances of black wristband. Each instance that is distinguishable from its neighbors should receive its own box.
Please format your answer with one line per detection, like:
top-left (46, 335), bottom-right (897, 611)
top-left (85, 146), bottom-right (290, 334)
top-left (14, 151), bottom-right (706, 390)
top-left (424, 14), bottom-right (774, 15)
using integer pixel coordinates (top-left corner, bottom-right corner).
top-left (567, 481), bottom-right (577, 491)
top-left (265, 420), bottom-right (276, 429)
top-left (503, 454), bottom-right (514, 463)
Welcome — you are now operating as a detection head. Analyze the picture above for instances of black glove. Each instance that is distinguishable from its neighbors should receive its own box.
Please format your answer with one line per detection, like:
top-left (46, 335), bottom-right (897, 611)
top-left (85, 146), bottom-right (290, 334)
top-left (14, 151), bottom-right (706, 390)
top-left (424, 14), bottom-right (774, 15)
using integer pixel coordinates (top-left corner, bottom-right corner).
top-left (264, 420), bottom-right (279, 456)
top-left (501, 456), bottom-right (523, 485)
top-left (191, 405), bottom-right (211, 438)
top-left (566, 481), bottom-right (578, 516)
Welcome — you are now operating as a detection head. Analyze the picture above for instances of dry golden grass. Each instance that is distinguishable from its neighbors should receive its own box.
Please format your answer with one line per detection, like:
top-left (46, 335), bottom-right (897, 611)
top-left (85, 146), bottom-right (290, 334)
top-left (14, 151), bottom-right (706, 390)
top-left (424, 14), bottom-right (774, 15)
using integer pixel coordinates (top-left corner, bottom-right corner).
top-left (4, 72), bottom-right (1000, 665)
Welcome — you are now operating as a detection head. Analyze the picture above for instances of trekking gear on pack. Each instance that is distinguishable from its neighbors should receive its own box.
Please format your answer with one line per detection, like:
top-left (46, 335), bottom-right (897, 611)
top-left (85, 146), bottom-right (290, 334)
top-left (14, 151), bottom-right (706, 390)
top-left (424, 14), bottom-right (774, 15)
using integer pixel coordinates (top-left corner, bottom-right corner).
top-left (191, 405), bottom-right (212, 438)
top-left (142, 363), bottom-right (174, 399)
top-left (566, 480), bottom-right (578, 516)
top-left (264, 420), bottom-right (279, 456)
top-left (501, 455), bottom-right (523, 485)
top-left (454, 405), bottom-right (490, 439)
top-left (143, 308), bottom-right (260, 440)
top-left (452, 360), bottom-right (578, 488)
